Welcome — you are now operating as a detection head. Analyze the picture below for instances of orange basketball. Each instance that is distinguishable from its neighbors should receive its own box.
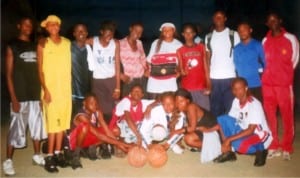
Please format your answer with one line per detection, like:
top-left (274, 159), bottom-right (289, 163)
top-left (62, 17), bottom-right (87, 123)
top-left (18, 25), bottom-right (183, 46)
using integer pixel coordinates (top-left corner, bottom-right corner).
top-left (147, 144), bottom-right (168, 168)
top-left (127, 146), bottom-right (148, 168)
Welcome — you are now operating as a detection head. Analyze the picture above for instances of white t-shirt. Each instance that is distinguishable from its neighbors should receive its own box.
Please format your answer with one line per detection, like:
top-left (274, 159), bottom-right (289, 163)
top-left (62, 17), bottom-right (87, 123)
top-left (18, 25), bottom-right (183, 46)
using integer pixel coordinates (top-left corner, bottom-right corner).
top-left (205, 28), bottom-right (240, 79)
top-left (115, 98), bottom-right (154, 117)
top-left (228, 97), bottom-right (272, 148)
top-left (90, 37), bottom-right (116, 79)
top-left (146, 39), bottom-right (182, 93)
top-left (139, 104), bottom-right (185, 145)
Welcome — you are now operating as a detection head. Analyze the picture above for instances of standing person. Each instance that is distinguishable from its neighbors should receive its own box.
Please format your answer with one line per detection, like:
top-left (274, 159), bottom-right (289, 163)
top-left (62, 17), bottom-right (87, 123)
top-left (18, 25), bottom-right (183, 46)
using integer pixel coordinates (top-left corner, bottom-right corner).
top-left (213, 77), bottom-right (272, 167)
top-left (86, 20), bottom-right (121, 159)
top-left (262, 13), bottom-right (299, 160)
top-left (145, 22), bottom-right (182, 99)
top-left (234, 22), bottom-right (265, 101)
top-left (86, 20), bottom-right (121, 123)
top-left (177, 23), bottom-right (211, 111)
top-left (37, 15), bottom-right (72, 173)
top-left (205, 10), bottom-right (240, 117)
top-left (3, 17), bottom-right (47, 176)
top-left (119, 22), bottom-right (147, 97)
top-left (71, 23), bottom-right (92, 118)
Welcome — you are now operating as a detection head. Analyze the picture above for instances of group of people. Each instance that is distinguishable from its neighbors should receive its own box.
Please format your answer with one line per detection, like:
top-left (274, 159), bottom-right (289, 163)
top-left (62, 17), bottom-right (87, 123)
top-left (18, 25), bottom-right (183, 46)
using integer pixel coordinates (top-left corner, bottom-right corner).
top-left (2, 9), bottom-right (299, 176)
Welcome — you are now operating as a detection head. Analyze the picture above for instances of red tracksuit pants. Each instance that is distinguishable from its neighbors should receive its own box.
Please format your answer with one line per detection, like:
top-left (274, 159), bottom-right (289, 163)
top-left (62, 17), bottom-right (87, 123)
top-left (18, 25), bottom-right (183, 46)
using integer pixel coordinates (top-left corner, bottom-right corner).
top-left (262, 85), bottom-right (294, 153)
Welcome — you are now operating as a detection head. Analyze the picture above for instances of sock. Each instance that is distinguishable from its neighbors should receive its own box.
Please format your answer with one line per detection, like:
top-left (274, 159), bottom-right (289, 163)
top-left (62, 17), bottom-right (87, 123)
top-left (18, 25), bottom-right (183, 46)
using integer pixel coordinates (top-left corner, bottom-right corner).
top-left (54, 150), bottom-right (61, 155)
top-left (47, 153), bottom-right (54, 157)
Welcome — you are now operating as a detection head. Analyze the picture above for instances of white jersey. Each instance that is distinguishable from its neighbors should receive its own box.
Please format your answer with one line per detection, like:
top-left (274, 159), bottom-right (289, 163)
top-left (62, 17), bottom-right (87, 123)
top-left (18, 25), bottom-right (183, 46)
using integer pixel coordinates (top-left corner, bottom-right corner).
top-left (229, 97), bottom-right (273, 148)
top-left (146, 39), bottom-right (182, 93)
top-left (205, 28), bottom-right (240, 79)
top-left (91, 37), bottom-right (116, 79)
top-left (115, 98), bottom-right (154, 117)
top-left (139, 105), bottom-right (185, 145)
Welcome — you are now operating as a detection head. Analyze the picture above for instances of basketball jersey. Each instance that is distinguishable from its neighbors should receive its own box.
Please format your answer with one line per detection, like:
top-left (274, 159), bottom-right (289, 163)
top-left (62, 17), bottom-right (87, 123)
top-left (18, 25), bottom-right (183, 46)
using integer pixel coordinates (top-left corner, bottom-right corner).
top-left (177, 44), bottom-right (207, 90)
top-left (9, 39), bottom-right (40, 101)
top-left (92, 37), bottom-right (116, 79)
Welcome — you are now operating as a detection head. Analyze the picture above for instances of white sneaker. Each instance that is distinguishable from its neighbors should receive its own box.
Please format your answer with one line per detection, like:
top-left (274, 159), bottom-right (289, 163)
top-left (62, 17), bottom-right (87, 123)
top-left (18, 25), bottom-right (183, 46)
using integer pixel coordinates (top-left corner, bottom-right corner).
top-left (3, 159), bottom-right (16, 176)
top-left (282, 151), bottom-right (291, 161)
top-left (267, 149), bottom-right (282, 159)
top-left (171, 144), bottom-right (184, 154)
top-left (32, 154), bottom-right (45, 166)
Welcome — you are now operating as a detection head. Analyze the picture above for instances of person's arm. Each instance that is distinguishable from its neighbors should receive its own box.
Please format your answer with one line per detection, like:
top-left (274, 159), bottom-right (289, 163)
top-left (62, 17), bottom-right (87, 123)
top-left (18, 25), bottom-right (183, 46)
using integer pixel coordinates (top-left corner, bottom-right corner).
top-left (202, 45), bottom-right (211, 95)
top-left (6, 46), bottom-right (20, 112)
top-left (37, 39), bottom-right (51, 104)
top-left (113, 39), bottom-right (121, 99)
top-left (176, 49), bottom-right (186, 76)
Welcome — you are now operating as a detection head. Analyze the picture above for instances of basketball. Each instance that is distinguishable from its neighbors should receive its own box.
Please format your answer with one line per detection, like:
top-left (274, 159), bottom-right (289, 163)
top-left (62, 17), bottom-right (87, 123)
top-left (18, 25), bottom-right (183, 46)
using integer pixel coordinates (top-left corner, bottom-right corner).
top-left (127, 146), bottom-right (148, 168)
top-left (147, 144), bottom-right (168, 168)
top-left (151, 124), bottom-right (168, 141)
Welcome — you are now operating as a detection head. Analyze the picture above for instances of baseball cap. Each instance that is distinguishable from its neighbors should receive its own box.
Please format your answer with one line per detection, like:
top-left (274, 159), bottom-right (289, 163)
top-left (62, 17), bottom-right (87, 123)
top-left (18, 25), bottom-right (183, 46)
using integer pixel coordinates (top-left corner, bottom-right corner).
top-left (159, 22), bottom-right (176, 31)
top-left (41, 15), bottom-right (61, 27)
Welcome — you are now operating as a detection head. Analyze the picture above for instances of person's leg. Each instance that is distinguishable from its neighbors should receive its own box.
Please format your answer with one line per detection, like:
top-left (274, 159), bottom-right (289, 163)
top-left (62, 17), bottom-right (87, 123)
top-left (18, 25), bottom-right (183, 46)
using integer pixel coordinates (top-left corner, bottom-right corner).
top-left (53, 131), bottom-right (68, 168)
top-left (210, 79), bottom-right (222, 117)
top-left (222, 78), bottom-right (235, 114)
top-left (276, 86), bottom-right (294, 158)
top-left (262, 85), bottom-right (280, 151)
top-left (217, 115), bottom-right (242, 139)
top-left (184, 133), bottom-right (202, 148)
top-left (190, 90), bottom-right (210, 111)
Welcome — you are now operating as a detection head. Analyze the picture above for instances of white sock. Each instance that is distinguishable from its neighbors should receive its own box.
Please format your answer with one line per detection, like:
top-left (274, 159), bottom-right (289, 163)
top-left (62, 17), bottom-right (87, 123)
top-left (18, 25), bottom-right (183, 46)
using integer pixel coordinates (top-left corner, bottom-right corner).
top-left (54, 150), bottom-right (60, 155)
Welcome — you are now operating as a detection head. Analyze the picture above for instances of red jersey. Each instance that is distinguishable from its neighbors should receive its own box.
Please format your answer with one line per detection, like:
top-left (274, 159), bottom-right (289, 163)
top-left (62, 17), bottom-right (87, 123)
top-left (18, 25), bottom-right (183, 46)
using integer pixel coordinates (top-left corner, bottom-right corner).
top-left (177, 44), bottom-right (207, 90)
top-left (262, 28), bottom-right (299, 86)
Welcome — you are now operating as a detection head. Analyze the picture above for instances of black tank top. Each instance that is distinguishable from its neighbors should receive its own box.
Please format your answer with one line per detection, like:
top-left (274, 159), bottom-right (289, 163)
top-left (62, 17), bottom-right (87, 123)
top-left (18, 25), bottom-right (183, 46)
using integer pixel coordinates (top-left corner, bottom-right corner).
top-left (71, 41), bottom-right (91, 98)
top-left (9, 39), bottom-right (40, 101)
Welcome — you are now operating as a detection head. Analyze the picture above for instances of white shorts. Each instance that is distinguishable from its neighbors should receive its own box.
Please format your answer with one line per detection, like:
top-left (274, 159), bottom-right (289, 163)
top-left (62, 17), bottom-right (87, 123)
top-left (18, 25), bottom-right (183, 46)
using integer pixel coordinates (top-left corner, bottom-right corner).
top-left (8, 101), bottom-right (47, 148)
top-left (117, 120), bottom-right (141, 144)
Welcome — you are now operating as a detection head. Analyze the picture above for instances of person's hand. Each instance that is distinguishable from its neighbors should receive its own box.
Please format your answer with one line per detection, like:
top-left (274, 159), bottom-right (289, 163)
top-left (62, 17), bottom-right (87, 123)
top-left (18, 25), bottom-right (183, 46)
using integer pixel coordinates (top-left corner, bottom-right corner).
top-left (43, 89), bottom-right (51, 104)
top-left (203, 88), bottom-right (211, 95)
top-left (11, 100), bottom-right (20, 113)
top-left (112, 89), bottom-right (120, 99)
top-left (221, 139), bottom-right (231, 153)
top-left (120, 73), bottom-right (130, 83)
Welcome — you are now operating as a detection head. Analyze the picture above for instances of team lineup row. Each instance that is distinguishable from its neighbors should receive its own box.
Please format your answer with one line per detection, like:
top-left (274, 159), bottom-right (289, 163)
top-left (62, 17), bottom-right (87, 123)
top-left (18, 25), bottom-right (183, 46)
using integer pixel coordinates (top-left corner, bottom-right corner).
top-left (2, 10), bottom-right (299, 175)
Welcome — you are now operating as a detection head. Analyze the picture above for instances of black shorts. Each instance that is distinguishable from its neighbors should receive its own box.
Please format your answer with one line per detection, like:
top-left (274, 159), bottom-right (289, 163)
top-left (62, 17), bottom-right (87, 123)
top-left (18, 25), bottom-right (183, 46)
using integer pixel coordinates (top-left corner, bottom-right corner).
top-left (195, 110), bottom-right (217, 140)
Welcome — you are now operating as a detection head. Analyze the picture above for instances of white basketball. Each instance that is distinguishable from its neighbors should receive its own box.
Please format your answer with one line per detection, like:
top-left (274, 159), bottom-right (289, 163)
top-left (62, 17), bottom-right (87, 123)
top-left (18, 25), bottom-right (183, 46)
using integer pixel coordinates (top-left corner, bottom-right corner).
top-left (151, 125), bottom-right (168, 141)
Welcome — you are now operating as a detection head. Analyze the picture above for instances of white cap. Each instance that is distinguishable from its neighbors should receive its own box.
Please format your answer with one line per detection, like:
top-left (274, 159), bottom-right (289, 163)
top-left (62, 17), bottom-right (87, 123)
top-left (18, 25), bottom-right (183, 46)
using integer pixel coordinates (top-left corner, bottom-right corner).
top-left (151, 124), bottom-right (168, 141)
top-left (159, 22), bottom-right (176, 31)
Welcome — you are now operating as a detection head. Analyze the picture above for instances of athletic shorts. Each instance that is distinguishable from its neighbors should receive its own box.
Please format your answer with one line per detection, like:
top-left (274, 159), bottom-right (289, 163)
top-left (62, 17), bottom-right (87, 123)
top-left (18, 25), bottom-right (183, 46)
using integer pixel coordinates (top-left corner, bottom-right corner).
top-left (8, 101), bottom-right (47, 148)
top-left (69, 122), bottom-right (105, 150)
top-left (117, 119), bottom-right (141, 144)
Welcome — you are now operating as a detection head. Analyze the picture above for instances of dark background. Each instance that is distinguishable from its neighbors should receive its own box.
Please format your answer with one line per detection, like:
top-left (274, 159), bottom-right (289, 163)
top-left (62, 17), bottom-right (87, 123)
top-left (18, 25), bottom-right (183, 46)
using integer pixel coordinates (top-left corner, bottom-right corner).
top-left (1, 0), bottom-right (300, 122)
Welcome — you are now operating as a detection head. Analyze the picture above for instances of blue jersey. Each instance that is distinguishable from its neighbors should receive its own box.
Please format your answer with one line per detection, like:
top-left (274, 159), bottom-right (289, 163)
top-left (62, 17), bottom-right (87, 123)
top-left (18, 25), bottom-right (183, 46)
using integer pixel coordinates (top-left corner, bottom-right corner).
top-left (234, 39), bottom-right (265, 88)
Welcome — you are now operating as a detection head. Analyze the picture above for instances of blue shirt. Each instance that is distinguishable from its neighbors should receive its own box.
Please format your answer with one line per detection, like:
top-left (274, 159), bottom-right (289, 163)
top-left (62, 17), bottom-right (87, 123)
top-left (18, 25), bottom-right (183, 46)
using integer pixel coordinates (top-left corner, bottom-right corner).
top-left (234, 39), bottom-right (265, 88)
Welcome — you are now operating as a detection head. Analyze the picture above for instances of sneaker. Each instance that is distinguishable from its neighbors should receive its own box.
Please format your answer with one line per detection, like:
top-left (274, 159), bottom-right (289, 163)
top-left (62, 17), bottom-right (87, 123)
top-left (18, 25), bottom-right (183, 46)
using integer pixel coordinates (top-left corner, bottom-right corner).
top-left (190, 148), bottom-right (201, 152)
top-left (70, 156), bottom-right (82, 170)
top-left (254, 150), bottom-right (268, 167)
top-left (32, 154), bottom-right (45, 166)
top-left (171, 144), bottom-right (184, 154)
top-left (213, 151), bottom-right (237, 163)
top-left (44, 156), bottom-right (58, 173)
top-left (99, 144), bottom-right (111, 159)
top-left (53, 153), bottom-right (69, 168)
top-left (3, 159), bottom-right (16, 176)
top-left (282, 151), bottom-right (291, 161)
top-left (267, 149), bottom-right (281, 159)
top-left (87, 145), bottom-right (98, 161)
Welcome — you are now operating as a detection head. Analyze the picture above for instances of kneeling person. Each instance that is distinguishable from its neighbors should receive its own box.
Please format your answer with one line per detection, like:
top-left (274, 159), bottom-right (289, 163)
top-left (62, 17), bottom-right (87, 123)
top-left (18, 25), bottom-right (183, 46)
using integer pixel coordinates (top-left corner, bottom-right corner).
top-left (69, 93), bottom-right (130, 169)
top-left (214, 77), bottom-right (272, 167)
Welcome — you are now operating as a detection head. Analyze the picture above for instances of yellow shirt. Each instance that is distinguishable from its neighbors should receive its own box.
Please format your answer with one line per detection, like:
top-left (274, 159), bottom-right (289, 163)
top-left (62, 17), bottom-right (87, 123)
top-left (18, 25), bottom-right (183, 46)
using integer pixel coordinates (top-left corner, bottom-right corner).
top-left (42, 37), bottom-right (71, 133)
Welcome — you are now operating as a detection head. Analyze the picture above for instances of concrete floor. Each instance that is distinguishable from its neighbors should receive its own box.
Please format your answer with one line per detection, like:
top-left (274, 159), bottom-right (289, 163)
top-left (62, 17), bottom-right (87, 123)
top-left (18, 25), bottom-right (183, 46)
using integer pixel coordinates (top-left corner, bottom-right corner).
top-left (1, 116), bottom-right (300, 177)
